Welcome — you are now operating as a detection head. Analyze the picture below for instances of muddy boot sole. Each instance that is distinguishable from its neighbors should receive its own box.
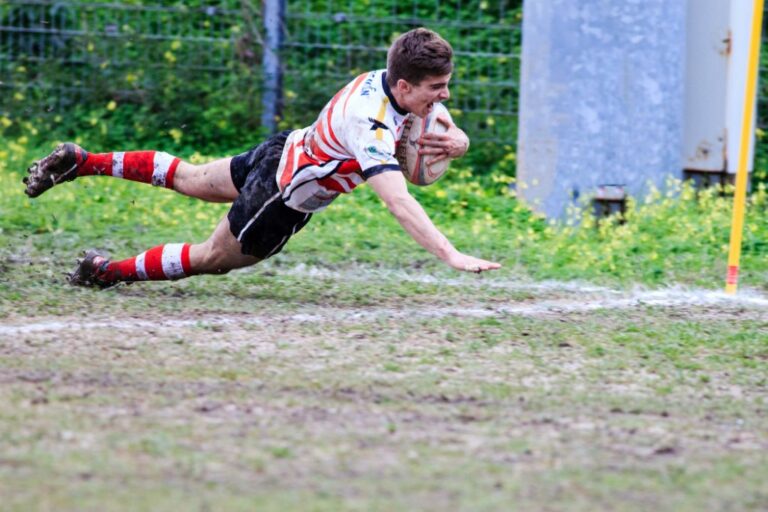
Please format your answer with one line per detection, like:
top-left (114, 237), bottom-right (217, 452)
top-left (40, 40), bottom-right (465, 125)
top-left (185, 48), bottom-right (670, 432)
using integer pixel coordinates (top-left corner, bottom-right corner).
top-left (24, 143), bottom-right (86, 198)
top-left (68, 249), bottom-right (112, 288)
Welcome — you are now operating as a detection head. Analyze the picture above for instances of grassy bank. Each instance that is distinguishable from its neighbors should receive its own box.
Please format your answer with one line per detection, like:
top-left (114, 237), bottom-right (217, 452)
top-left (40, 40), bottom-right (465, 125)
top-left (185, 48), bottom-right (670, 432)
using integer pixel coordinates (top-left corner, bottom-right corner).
top-left (1, 135), bottom-right (767, 290)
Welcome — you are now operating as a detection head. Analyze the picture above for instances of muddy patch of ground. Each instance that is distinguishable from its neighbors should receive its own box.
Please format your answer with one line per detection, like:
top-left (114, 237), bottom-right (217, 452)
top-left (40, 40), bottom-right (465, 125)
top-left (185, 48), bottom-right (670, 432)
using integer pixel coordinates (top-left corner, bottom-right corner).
top-left (1, 280), bottom-right (767, 510)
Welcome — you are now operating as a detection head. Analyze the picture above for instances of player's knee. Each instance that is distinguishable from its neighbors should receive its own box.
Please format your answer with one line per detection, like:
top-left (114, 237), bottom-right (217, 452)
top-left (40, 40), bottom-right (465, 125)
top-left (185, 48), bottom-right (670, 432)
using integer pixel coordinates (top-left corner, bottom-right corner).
top-left (208, 246), bottom-right (236, 274)
top-left (173, 163), bottom-right (198, 189)
top-left (194, 242), bottom-right (236, 275)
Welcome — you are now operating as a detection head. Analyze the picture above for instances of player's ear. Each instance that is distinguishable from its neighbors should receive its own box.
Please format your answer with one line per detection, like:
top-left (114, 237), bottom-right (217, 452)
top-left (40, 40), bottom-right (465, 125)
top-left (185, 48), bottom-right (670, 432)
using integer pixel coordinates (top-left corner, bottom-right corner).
top-left (396, 79), bottom-right (412, 94)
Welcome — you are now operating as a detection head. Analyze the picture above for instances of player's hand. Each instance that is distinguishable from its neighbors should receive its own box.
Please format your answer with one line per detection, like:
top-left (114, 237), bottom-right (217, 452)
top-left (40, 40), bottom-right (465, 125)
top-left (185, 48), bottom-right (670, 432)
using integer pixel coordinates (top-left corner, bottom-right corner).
top-left (418, 114), bottom-right (470, 165)
top-left (446, 252), bottom-right (501, 273)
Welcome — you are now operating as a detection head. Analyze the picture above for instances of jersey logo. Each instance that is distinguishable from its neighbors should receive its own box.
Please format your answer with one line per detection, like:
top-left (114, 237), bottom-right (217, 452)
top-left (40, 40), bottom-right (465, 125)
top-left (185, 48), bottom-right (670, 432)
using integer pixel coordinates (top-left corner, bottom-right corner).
top-left (368, 118), bottom-right (389, 131)
top-left (364, 141), bottom-right (391, 163)
top-left (361, 73), bottom-right (377, 96)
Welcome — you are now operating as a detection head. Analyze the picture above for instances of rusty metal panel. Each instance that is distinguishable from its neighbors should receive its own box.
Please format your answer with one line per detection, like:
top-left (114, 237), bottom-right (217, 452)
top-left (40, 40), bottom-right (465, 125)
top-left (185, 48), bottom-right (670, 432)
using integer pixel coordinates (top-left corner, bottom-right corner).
top-left (683, 0), bottom-right (757, 176)
top-left (683, 0), bottom-right (730, 173)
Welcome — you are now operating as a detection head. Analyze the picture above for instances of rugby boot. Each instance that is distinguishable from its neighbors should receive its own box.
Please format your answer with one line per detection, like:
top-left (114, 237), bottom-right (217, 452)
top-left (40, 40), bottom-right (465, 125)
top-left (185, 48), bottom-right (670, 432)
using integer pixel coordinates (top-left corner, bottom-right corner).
top-left (24, 143), bottom-right (88, 198)
top-left (67, 250), bottom-right (113, 288)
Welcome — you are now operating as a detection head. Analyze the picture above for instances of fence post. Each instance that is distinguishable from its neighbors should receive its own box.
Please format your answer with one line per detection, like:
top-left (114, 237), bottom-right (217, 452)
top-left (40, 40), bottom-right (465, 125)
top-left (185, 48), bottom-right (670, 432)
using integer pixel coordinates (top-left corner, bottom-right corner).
top-left (261, 0), bottom-right (285, 133)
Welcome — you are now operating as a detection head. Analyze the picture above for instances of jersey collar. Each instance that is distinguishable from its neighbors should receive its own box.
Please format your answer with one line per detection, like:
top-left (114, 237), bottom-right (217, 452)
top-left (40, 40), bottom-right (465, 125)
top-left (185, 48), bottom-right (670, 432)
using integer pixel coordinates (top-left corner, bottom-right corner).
top-left (382, 72), bottom-right (409, 116)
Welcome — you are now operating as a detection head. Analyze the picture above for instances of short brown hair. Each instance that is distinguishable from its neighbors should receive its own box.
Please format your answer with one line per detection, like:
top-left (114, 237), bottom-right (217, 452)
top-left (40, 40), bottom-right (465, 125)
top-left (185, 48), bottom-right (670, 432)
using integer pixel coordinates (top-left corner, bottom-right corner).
top-left (386, 28), bottom-right (453, 87)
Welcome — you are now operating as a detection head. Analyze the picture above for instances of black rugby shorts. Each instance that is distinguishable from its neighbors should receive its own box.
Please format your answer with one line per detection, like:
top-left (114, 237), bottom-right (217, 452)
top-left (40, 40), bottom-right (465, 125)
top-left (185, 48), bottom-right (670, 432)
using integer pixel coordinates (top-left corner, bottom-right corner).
top-left (228, 131), bottom-right (312, 259)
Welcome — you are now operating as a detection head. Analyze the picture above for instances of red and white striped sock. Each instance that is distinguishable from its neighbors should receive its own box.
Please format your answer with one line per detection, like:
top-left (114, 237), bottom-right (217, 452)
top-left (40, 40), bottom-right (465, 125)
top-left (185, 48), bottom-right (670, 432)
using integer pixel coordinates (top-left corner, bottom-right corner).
top-left (98, 243), bottom-right (192, 284)
top-left (77, 150), bottom-right (180, 189)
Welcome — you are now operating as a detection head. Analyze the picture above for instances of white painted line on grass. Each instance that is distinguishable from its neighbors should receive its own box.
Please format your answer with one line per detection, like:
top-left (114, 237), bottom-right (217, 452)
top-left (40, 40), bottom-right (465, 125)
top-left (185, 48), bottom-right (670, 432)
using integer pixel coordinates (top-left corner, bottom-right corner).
top-left (260, 263), bottom-right (617, 293)
top-left (0, 317), bottom-right (243, 335)
top-left (1, 286), bottom-right (765, 336)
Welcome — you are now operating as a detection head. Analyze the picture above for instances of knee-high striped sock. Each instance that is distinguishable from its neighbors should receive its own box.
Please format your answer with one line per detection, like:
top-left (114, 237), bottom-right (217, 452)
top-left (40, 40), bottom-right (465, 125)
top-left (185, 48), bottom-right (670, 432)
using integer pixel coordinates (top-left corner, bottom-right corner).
top-left (77, 150), bottom-right (180, 189)
top-left (97, 243), bottom-right (192, 284)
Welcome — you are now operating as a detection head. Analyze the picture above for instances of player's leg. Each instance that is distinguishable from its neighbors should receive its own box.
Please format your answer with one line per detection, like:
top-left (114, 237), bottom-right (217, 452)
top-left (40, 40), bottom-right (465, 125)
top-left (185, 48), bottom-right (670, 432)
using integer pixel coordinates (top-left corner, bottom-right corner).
top-left (68, 202), bottom-right (311, 288)
top-left (173, 129), bottom-right (296, 203)
top-left (66, 131), bottom-right (310, 288)
top-left (173, 159), bottom-right (239, 202)
top-left (23, 143), bottom-right (239, 202)
top-left (189, 216), bottom-right (259, 273)
top-left (68, 216), bottom-right (259, 288)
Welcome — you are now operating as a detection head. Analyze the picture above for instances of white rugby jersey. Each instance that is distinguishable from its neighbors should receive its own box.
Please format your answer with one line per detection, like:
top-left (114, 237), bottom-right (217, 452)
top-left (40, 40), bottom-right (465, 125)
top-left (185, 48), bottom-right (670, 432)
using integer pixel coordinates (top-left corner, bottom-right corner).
top-left (276, 69), bottom-right (410, 213)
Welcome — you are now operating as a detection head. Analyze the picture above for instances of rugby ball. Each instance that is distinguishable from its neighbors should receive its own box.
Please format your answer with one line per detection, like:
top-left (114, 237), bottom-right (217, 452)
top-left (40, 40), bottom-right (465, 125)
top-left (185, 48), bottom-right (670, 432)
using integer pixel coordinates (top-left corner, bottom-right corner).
top-left (396, 103), bottom-right (453, 186)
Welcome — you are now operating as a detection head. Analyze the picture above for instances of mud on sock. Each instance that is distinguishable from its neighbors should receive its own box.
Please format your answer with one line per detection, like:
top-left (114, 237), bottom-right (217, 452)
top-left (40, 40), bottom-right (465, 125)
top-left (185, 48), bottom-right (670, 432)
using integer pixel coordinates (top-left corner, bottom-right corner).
top-left (99, 243), bottom-right (192, 283)
top-left (77, 151), bottom-right (180, 189)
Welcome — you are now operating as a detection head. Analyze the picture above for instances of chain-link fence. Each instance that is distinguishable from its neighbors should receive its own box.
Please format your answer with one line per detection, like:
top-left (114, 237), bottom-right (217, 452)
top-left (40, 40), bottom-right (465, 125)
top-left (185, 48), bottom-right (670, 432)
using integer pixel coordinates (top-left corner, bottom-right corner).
top-left (0, 0), bottom-right (520, 160)
top-left (0, 1), bottom-right (249, 101)
top-left (283, 0), bottom-right (519, 143)
top-left (0, 1), bottom-right (264, 151)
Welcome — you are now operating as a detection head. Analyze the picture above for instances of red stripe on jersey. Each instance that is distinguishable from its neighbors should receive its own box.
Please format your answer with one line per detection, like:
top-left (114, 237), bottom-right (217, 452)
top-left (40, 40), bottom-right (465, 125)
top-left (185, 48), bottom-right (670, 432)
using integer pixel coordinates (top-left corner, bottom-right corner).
top-left (297, 148), bottom-right (316, 169)
top-left (283, 145), bottom-right (320, 188)
top-left (341, 176), bottom-right (356, 189)
top-left (316, 175), bottom-right (348, 193)
top-left (337, 159), bottom-right (362, 176)
top-left (144, 245), bottom-right (166, 279)
top-left (280, 141), bottom-right (298, 189)
top-left (317, 160), bottom-right (362, 191)
top-left (317, 120), bottom-right (345, 158)
top-left (343, 73), bottom-right (369, 116)
top-left (311, 120), bottom-right (335, 160)
top-left (325, 88), bottom-right (346, 151)
top-left (310, 142), bottom-right (332, 162)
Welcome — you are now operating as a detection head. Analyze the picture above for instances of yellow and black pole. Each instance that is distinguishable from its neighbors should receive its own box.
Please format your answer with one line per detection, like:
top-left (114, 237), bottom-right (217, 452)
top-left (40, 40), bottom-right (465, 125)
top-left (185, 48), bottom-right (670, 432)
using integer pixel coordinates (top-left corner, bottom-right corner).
top-left (726, 0), bottom-right (765, 294)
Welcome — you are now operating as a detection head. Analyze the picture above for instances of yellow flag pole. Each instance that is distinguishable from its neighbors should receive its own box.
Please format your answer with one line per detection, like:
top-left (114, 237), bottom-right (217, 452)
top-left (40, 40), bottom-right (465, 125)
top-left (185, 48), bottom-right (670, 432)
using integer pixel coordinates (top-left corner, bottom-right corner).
top-left (725, 0), bottom-right (765, 294)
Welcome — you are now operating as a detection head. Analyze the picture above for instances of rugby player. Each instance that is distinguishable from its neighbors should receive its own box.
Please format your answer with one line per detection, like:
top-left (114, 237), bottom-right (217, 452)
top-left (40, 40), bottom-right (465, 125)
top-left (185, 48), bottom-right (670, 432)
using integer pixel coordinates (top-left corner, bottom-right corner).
top-left (23, 28), bottom-right (501, 288)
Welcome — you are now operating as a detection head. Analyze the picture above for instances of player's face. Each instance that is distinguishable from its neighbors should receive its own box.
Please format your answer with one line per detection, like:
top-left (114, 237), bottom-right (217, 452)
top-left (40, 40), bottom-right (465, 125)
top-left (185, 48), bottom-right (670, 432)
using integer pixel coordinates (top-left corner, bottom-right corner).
top-left (401, 73), bottom-right (452, 117)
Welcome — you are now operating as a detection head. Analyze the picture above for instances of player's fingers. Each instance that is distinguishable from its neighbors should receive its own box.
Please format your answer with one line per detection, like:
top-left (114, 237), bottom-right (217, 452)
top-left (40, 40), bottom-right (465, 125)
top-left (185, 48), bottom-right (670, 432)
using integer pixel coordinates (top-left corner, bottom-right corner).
top-left (426, 153), bottom-right (449, 165)
top-left (419, 139), bottom-right (450, 152)
top-left (462, 260), bottom-right (502, 272)
top-left (420, 132), bottom-right (449, 142)
top-left (418, 139), bottom-right (444, 150)
top-left (418, 145), bottom-right (447, 154)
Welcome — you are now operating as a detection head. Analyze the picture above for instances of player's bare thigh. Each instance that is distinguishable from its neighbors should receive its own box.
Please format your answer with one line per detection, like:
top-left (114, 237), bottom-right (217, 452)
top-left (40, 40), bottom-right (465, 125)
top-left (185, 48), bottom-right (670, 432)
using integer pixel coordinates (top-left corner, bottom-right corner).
top-left (173, 158), bottom-right (239, 202)
top-left (188, 216), bottom-right (260, 274)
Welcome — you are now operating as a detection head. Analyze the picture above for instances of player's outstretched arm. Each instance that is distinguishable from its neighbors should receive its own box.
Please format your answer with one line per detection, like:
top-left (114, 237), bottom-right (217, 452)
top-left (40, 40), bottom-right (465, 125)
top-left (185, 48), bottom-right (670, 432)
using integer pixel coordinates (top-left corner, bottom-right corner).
top-left (367, 171), bottom-right (501, 273)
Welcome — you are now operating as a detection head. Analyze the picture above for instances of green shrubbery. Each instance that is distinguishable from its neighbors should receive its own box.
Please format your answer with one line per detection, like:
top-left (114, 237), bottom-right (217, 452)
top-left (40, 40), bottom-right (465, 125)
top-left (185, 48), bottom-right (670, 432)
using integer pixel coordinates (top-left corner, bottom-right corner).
top-left (2, 1), bottom-right (255, 155)
top-left (1, 2), bottom-right (766, 290)
top-left (0, 0), bottom-right (519, 169)
top-left (2, 129), bottom-right (767, 290)
top-left (7, 0), bottom-right (768, 183)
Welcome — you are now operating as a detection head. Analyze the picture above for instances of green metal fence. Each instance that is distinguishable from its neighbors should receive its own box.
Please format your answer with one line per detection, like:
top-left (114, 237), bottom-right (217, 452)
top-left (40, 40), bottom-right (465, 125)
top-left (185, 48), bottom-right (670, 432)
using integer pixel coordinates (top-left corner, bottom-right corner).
top-left (0, 0), bottom-right (520, 157)
top-left (283, 0), bottom-right (520, 143)
top-left (0, 2), bottom-right (245, 100)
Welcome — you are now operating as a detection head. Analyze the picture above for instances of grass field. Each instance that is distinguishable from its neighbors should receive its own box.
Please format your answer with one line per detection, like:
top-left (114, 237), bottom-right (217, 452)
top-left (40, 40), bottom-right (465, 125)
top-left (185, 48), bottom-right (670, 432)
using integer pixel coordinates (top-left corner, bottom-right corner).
top-left (1, 142), bottom-right (768, 511)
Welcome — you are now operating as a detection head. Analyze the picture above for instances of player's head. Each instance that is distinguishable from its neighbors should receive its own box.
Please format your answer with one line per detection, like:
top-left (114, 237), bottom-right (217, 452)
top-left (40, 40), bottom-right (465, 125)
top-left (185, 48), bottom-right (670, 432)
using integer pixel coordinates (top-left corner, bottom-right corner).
top-left (387, 28), bottom-right (453, 117)
top-left (387, 28), bottom-right (453, 87)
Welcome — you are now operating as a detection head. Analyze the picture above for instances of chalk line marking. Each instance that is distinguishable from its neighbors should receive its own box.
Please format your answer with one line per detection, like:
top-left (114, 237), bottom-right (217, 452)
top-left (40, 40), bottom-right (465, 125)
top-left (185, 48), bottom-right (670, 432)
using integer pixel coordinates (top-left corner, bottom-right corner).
top-left (1, 285), bottom-right (765, 336)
